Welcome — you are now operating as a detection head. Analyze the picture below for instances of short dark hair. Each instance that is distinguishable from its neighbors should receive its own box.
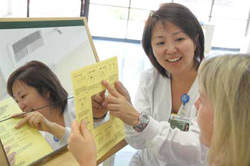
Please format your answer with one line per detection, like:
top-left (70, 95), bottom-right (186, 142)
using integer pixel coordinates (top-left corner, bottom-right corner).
top-left (7, 61), bottom-right (68, 115)
top-left (142, 3), bottom-right (205, 78)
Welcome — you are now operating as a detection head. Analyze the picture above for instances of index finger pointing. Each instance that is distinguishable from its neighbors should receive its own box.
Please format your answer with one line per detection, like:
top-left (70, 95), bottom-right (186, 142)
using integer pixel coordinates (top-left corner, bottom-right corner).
top-left (15, 114), bottom-right (31, 128)
top-left (102, 80), bottom-right (121, 98)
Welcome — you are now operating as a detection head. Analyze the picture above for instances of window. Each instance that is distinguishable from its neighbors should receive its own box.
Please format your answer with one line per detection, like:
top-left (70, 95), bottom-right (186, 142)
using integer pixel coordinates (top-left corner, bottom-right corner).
top-left (210, 18), bottom-right (247, 48)
top-left (88, 0), bottom-right (172, 40)
top-left (174, 0), bottom-right (212, 20)
top-left (88, 4), bottom-right (128, 38)
top-left (1, 0), bottom-right (250, 50)
top-left (1, 0), bottom-right (27, 17)
top-left (91, 0), bottom-right (129, 7)
top-left (130, 0), bottom-right (170, 10)
top-left (210, 0), bottom-right (250, 48)
top-left (212, 0), bottom-right (250, 19)
top-left (89, 0), bottom-right (250, 50)
top-left (30, 0), bottom-right (81, 17)
top-left (0, 0), bottom-right (9, 17)
top-left (126, 9), bottom-right (149, 40)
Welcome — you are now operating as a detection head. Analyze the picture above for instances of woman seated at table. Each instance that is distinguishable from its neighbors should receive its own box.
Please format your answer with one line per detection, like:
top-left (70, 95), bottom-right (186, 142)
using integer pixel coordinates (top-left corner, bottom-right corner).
top-left (7, 61), bottom-right (75, 150)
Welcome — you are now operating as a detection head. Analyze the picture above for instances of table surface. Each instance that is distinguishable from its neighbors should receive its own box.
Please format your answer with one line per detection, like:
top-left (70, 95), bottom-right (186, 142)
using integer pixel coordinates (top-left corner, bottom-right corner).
top-left (32, 139), bottom-right (127, 166)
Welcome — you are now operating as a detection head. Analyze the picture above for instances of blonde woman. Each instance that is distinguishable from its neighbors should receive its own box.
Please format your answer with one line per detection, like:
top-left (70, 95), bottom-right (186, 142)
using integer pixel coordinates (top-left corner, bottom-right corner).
top-left (195, 54), bottom-right (250, 166)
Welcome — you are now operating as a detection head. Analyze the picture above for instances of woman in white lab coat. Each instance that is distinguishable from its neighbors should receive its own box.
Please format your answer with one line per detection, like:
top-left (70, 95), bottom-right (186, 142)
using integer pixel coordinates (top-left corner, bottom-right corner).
top-left (93, 3), bottom-right (207, 166)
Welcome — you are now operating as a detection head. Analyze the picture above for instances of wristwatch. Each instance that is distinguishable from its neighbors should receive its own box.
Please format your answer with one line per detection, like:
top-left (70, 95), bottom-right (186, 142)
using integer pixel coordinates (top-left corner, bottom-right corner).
top-left (133, 112), bottom-right (150, 132)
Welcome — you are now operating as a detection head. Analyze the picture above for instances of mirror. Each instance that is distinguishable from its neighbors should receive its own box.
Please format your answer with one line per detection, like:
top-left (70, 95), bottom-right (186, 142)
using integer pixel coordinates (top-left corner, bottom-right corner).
top-left (0, 17), bottom-right (99, 164)
top-left (0, 18), bottom-right (99, 100)
top-left (91, 91), bottom-right (111, 129)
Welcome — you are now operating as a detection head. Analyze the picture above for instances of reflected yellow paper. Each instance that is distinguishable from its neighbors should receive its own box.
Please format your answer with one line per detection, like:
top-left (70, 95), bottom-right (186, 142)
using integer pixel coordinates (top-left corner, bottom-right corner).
top-left (0, 98), bottom-right (53, 166)
top-left (71, 56), bottom-right (125, 160)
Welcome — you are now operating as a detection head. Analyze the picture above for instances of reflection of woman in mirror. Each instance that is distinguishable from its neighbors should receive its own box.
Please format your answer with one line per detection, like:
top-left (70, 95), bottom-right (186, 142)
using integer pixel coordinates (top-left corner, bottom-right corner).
top-left (183, 123), bottom-right (189, 131)
top-left (7, 61), bottom-right (76, 151)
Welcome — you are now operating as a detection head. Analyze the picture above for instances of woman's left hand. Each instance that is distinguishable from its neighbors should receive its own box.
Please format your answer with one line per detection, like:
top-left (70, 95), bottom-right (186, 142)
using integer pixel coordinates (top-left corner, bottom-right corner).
top-left (102, 80), bottom-right (140, 126)
top-left (68, 120), bottom-right (96, 166)
top-left (13, 112), bottom-right (66, 140)
top-left (14, 112), bottom-right (52, 132)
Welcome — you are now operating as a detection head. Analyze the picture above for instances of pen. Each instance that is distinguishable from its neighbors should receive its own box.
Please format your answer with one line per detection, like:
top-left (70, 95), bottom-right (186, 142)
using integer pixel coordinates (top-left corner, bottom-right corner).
top-left (0, 96), bottom-right (74, 123)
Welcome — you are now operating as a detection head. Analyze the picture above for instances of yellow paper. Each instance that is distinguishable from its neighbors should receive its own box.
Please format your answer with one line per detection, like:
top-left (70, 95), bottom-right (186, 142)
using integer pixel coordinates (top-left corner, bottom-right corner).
top-left (71, 56), bottom-right (125, 160)
top-left (0, 98), bottom-right (53, 166)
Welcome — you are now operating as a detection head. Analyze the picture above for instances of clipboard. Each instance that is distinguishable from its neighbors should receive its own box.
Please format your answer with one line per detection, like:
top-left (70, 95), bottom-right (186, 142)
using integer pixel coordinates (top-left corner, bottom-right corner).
top-left (0, 139), bottom-right (10, 166)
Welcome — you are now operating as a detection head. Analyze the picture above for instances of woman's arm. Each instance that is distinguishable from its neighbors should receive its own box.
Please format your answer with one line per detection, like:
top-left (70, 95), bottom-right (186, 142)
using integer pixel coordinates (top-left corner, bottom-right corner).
top-left (68, 120), bottom-right (96, 166)
top-left (14, 112), bottom-right (66, 140)
top-left (102, 80), bottom-right (207, 165)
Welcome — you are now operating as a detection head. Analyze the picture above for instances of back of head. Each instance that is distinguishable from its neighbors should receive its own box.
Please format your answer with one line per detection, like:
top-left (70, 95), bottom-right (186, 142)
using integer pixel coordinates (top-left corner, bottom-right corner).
top-left (7, 61), bottom-right (68, 114)
top-left (198, 54), bottom-right (250, 166)
top-left (142, 3), bottom-right (204, 77)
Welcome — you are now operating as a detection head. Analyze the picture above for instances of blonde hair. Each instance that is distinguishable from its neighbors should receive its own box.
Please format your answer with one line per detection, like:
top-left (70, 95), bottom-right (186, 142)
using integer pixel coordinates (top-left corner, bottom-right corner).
top-left (198, 54), bottom-right (250, 166)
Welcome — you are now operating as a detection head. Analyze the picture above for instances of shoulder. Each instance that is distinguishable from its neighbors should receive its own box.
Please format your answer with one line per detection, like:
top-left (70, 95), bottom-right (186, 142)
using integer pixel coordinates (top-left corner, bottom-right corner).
top-left (140, 67), bottom-right (158, 78)
top-left (66, 98), bottom-right (75, 109)
top-left (63, 98), bottom-right (76, 118)
top-left (139, 68), bottom-right (170, 88)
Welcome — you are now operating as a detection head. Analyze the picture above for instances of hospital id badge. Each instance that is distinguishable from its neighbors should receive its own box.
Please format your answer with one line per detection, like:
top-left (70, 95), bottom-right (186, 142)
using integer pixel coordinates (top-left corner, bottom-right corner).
top-left (168, 114), bottom-right (190, 131)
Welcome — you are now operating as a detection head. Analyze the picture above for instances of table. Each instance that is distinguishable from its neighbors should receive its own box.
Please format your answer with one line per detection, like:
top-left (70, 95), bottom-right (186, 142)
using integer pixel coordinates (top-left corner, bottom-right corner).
top-left (33, 139), bottom-right (127, 166)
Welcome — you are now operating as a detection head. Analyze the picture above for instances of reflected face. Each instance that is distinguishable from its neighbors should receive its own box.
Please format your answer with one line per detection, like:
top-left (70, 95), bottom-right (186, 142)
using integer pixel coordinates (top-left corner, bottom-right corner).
top-left (12, 80), bottom-right (50, 113)
top-left (151, 21), bottom-right (196, 75)
top-left (195, 89), bottom-right (214, 147)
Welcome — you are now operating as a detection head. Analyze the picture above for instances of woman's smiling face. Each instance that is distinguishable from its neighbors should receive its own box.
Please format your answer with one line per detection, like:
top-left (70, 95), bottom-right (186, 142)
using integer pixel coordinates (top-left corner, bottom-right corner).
top-left (151, 21), bottom-right (197, 75)
top-left (12, 80), bottom-right (50, 114)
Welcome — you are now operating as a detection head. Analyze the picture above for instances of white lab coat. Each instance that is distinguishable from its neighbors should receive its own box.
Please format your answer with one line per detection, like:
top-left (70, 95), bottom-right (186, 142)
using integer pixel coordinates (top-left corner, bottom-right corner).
top-left (125, 68), bottom-right (208, 166)
top-left (41, 98), bottom-right (110, 151)
top-left (41, 99), bottom-right (76, 150)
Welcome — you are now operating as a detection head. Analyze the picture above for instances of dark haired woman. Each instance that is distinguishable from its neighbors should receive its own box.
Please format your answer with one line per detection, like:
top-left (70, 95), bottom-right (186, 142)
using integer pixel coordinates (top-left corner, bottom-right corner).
top-left (7, 60), bottom-right (75, 150)
top-left (92, 3), bottom-right (207, 166)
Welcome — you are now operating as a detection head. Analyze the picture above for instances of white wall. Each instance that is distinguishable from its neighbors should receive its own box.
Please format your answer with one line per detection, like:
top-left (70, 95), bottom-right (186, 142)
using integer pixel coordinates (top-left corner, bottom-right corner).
top-left (202, 24), bottom-right (215, 54)
top-left (241, 24), bottom-right (250, 53)
top-left (245, 32), bottom-right (250, 53)
top-left (0, 26), bottom-right (97, 100)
